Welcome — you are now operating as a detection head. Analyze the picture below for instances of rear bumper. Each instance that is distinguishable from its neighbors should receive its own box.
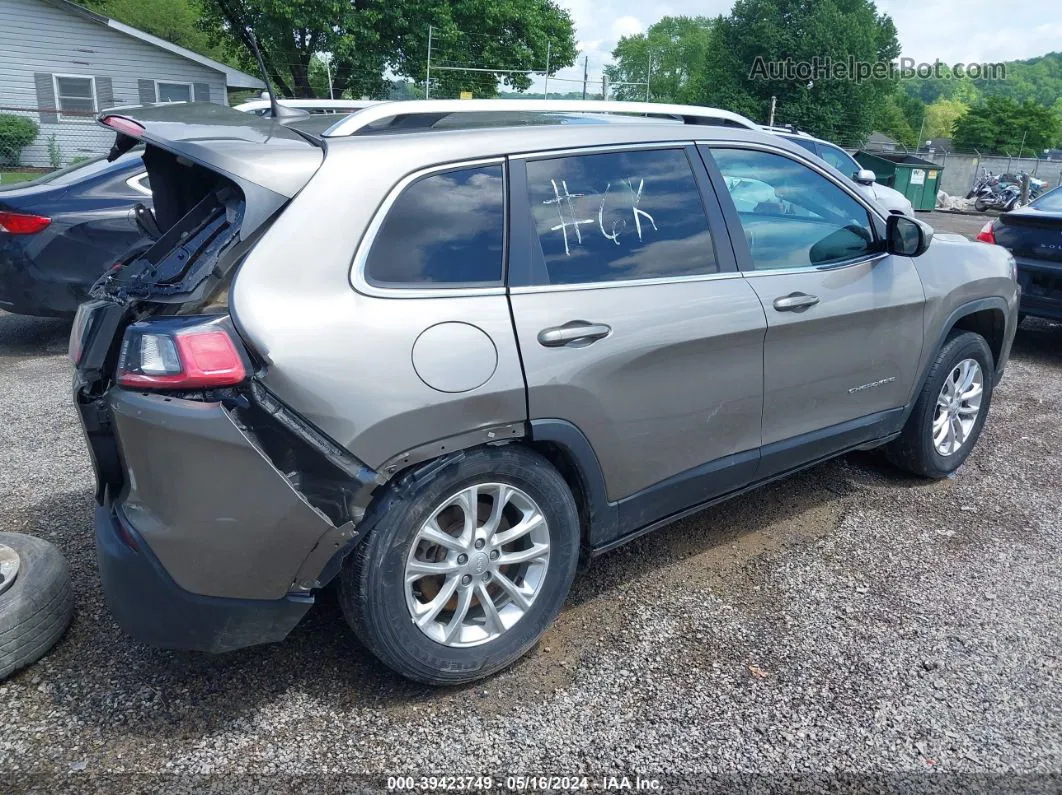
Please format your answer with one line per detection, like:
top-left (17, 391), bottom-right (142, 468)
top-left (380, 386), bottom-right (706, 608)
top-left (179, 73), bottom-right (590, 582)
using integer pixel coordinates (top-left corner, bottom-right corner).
top-left (1015, 257), bottom-right (1062, 321)
top-left (0, 240), bottom-right (90, 318)
top-left (95, 502), bottom-right (312, 652)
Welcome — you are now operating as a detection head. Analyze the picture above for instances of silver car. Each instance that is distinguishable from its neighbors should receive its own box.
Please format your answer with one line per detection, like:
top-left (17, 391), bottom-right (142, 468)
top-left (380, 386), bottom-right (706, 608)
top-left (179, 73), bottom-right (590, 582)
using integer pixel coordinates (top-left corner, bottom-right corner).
top-left (763, 125), bottom-right (916, 216)
top-left (71, 100), bottom-right (1018, 684)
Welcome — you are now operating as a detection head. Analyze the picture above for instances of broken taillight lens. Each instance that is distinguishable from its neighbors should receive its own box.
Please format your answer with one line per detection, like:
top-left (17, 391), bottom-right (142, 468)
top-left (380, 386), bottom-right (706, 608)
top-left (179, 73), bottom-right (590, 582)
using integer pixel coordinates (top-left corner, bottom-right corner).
top-left (117, 318), bottom-right (248, 389)
top-left (0, 211), bottom-right (51, 235)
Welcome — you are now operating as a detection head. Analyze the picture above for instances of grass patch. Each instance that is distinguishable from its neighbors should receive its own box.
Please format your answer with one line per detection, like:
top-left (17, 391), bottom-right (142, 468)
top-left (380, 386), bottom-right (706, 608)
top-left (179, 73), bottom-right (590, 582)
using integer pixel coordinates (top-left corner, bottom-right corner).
top-left (0, 170), bottom-right (43, 186)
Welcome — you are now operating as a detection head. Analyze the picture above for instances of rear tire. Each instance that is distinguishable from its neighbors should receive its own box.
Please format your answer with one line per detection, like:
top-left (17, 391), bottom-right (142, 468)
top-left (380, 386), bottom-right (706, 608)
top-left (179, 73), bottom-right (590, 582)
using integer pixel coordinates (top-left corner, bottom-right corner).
top-left (885, 331), bottom-right (994, 479)
top-left (338, 446), bottom-right (580, 685)
top-left (0, 533), bottom-right (73, 680)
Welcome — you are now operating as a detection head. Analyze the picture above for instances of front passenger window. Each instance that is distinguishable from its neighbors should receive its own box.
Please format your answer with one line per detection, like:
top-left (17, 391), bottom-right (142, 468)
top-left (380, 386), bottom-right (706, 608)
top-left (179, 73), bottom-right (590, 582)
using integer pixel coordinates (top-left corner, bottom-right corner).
top-left (711, 148), bottom-right (877, 271)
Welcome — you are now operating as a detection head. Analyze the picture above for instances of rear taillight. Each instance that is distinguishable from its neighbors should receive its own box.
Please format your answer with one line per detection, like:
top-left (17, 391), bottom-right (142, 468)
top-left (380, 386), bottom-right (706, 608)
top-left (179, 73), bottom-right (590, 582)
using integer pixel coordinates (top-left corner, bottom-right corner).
top-left (975, 221), bottom-right (996, 244)
top-left (0, 211), bottom-right (51, 235)
top-left (117, 318), bottom-right (248, 389)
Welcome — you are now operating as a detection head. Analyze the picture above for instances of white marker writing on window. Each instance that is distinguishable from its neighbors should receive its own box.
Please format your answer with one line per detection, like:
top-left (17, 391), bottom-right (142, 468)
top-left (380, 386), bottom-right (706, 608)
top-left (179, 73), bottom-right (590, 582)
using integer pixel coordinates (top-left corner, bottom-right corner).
top-left (543, 179), bottom-right (593, 256)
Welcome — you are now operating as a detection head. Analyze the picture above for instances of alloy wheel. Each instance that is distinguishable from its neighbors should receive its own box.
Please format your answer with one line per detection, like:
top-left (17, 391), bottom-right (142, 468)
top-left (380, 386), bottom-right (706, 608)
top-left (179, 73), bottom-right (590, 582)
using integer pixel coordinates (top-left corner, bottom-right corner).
top-left (932, 358), bottom-right (984, 457)
top-left (404, 483), bottom-right (550, 648)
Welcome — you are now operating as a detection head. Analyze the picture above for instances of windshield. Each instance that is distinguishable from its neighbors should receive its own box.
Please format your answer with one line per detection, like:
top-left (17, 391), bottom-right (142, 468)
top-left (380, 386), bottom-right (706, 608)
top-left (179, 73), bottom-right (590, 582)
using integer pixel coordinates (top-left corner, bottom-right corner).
top-left (1031, 185), bottom-right (1062, 212)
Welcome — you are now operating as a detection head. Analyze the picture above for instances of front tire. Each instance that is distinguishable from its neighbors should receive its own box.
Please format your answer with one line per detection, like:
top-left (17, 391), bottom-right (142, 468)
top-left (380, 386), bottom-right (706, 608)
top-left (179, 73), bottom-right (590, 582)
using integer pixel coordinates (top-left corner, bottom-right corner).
top-left (338, 446), bottom-right (580, 685)
top-left (886, 331), bottom-right (994, 479)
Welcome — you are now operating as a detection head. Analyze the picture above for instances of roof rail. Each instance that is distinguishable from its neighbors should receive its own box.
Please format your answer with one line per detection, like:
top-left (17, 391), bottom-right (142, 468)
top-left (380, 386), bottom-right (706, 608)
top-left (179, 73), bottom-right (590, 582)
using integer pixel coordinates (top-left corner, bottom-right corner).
top-left (321, 99), bottom-right (760, 138)
top-left (233, 98), bottom-right (380, 113)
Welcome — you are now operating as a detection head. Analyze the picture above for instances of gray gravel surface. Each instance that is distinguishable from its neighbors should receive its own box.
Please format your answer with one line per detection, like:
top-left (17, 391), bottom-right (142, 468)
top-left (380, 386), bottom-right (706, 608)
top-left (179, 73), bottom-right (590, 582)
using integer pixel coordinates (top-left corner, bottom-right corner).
top-left (1, 213), bottom-right (1059, 792)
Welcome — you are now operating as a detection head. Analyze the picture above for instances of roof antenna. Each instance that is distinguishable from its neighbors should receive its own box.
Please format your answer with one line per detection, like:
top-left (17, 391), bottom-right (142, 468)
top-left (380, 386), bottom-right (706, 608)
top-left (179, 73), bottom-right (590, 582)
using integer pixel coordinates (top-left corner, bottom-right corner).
top-left (243, 27), bottom-right (308, 120)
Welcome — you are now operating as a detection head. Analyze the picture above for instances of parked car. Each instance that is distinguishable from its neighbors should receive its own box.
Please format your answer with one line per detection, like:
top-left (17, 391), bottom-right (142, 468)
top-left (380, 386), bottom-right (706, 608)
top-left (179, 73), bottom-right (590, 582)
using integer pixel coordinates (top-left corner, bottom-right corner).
top-left (0, 152), bottom-right (151, 317)
top-left (72, 99), bottom-right (1018, 685)
top-left (977, 185), bottom-right (1062, 322)
top-left (763, 126), bottom-right (916, 216)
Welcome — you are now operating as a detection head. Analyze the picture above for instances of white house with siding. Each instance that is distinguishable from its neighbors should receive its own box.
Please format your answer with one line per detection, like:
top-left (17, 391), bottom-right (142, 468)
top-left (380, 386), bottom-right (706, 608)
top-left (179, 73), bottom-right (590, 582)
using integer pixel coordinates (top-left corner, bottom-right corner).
top-left (0, 0), bottom-right (264, 167)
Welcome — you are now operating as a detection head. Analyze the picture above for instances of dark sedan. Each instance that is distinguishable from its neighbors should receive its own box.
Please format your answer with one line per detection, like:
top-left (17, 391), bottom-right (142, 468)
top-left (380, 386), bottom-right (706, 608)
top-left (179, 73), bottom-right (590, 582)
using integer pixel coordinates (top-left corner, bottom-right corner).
top-left (978, 186), bottom-right (1062, 323)
top-left (0, 152), bottom-right (149, 317)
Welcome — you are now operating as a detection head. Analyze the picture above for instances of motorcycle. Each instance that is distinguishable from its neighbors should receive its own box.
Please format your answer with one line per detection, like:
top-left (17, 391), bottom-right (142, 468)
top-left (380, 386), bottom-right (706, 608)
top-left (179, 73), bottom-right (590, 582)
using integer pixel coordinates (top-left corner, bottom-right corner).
top-left (970, 169), bottom-right (1050, 212)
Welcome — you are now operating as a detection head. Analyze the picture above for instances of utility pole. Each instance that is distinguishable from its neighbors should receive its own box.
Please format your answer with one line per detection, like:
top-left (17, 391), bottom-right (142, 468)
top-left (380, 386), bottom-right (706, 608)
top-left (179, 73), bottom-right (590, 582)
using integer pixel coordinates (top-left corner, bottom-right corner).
top-left (324, 54), bottom-right (334, 100)
top-left (768, 95), bottom-right (776, 127)
top-left (543, 41), bottom-right (551, 99)
top-left (581, 56), bottom-right (589, 100)
top-left (645, 55), bottom-right (652, 103)
top-left (915, 116), bottom-right (925, 152)
top-left (425, 26), bottom-right (432, 99)
top-left (602, 74), bottom-right (609, 101)
top-left (1017, 129), bottom-right (1027, 159)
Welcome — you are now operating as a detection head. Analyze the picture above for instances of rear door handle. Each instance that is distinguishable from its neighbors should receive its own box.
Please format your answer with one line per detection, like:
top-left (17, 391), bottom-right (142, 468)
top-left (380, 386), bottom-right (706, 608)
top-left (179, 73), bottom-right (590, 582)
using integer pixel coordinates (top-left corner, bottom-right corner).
top-left (772, 292), bottom-right (820, 312)
top-left (537, 321), bottom-right (612, 348)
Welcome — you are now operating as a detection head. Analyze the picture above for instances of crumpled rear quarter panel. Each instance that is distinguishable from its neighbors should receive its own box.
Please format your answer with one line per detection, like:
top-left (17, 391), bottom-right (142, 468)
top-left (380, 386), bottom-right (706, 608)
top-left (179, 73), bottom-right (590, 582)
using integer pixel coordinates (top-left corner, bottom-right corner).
top-left (109, 389), bottom-right (336, 600)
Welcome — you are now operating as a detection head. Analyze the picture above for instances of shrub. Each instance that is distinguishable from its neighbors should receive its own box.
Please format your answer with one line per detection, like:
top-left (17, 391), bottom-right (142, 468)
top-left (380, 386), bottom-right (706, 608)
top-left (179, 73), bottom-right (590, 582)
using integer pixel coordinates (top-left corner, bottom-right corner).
top-left (47, 134), bottom-right (63, 170)
top-left (0, 114), bottom-right (40, 165)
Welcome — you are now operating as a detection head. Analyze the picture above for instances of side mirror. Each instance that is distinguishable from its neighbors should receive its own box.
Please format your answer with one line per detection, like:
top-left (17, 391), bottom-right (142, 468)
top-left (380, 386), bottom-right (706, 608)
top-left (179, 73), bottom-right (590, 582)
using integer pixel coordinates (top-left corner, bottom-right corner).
top-left (854, 168), bottom-right (876, 185)
top-left (886, 213), bottom-right (933, 257)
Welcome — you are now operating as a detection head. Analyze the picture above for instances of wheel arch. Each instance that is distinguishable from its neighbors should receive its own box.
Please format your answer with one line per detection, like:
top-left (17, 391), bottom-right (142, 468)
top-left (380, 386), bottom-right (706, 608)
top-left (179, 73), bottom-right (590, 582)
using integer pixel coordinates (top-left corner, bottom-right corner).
top-left (905, 297), bottom-right (1010, 424)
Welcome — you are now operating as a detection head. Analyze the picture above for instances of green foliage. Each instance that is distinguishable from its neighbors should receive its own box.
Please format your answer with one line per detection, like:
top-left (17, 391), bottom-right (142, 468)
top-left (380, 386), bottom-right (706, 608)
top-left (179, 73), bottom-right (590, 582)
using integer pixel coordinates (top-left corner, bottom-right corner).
top-left (922, 98), bottom-right (968, 140)
top-left (78, 0), bottom-right (239, 66)
top-left (604, 17), bottom-right (714, 103)
top-left (708, 0), bottom-right (901, 144)
top-left (0, 114), bottom-right (39, 165)
top-left (200, 0), bottom-right (576, 100)
top-left (873, 94), bottom-right (917, 149)
top-left (953, 95), bottom-right (1060, 155)
top-left (46, 135), bottom-right (63, 170)
top-left (609, 2), bottom-right (902, 146)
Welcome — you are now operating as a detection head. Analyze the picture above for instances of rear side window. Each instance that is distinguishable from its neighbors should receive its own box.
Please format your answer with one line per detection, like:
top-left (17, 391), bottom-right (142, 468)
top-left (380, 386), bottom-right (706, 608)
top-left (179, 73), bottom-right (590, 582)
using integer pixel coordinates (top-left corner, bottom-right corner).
top-left (364, 164), bottom-right (505, 287)
top-left (524, 149), bottom-right (718, 285)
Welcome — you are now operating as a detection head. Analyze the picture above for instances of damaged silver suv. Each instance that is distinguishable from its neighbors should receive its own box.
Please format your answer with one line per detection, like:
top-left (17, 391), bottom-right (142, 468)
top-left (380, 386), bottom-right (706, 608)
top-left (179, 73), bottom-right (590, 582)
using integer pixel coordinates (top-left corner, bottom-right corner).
top-left (72, 100), bottom-right (1019, 684)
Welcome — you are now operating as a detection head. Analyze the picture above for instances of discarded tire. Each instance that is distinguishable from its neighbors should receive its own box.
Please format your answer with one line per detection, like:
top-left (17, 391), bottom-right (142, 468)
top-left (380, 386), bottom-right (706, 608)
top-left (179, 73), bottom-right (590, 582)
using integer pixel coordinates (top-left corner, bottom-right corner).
top-left (0, 532), bottom-right (73, 680)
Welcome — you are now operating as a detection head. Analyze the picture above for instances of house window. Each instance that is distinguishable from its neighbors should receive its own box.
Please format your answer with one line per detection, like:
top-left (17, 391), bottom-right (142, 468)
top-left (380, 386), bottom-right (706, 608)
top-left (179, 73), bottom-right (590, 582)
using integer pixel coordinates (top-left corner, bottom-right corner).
top-left (155, 82), bottom-right (193, 103)
top-left (52, 75), bottom-right (97, 121)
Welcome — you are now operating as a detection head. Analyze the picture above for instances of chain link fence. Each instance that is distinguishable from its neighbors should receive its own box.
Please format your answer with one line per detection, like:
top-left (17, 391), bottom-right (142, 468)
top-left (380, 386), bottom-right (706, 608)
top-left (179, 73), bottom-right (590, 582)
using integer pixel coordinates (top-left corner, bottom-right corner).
top-left (0, 102), bottom-right (117, 186)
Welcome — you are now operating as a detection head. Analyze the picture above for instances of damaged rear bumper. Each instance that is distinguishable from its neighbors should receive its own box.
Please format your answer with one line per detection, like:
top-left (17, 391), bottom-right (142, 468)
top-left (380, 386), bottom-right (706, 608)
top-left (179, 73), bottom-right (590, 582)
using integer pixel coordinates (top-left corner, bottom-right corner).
top-left (95, 502), bottom-right (312, 652)
top-left (82, 387), bottom-right (378, 651)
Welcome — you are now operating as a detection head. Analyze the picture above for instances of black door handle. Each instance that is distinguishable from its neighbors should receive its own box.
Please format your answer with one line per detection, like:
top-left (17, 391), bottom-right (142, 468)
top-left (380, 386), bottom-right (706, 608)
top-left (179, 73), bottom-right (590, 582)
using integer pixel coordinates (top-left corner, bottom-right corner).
top-left (773, 292), bottom-right (820, 312)
top-left (537, 321), bottom-right (612, 348)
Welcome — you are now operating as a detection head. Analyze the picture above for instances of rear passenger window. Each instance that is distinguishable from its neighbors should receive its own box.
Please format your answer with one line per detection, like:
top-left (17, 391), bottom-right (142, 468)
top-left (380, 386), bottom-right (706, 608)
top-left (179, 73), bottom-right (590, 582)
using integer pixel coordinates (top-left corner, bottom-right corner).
top-left (525, 149), bottom-right (717, 285)
top-left (365, 164), bottom-right (504, 287)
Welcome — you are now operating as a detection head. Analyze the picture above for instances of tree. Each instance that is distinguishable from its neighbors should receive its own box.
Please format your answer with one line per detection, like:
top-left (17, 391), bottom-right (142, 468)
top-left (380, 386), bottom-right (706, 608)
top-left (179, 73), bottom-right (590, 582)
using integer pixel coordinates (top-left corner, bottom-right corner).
top-left (873, 94), bottom-right (916, 149)
top-left (922, 98), bottom-right (968, 140)
top-left (79, 0), bottom-right (239, 66)
top-left (953, 95), bottom-right (1061, 154)
top-left (696, 0), bottom-right (902, 144)
top-left (605, 17), bottom-right (713, 103)
top-left (200, 0), bottom-right (577, 100)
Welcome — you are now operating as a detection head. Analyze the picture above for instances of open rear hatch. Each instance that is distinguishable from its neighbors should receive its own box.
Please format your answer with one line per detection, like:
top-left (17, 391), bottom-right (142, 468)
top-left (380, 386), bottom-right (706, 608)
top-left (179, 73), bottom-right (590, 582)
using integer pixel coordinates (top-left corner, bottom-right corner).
top-left (71, 103), bottom-right (341, 503)
top-left (71, 103), bottom-right (323, 378)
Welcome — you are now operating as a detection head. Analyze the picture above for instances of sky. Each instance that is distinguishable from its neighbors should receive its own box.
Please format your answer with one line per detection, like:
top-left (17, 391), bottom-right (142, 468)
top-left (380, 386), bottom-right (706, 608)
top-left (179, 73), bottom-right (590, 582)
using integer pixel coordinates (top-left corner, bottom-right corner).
top-left (530, 0), bottom-right (1062, 95)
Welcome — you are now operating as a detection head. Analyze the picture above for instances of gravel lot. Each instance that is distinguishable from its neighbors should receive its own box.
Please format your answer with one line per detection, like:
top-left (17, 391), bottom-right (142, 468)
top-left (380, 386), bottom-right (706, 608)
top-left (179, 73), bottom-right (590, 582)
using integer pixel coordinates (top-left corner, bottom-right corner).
top-left (1, 212), bottom-right (1060, 791)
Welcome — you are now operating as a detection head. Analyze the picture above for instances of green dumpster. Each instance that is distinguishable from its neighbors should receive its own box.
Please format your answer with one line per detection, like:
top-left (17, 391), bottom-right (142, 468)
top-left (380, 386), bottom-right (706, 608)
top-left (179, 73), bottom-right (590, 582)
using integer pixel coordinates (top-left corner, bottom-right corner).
top-left (853, 151), bottom-right (943, 211)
